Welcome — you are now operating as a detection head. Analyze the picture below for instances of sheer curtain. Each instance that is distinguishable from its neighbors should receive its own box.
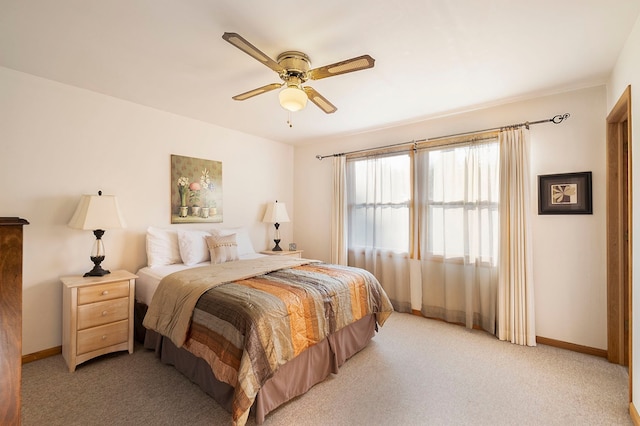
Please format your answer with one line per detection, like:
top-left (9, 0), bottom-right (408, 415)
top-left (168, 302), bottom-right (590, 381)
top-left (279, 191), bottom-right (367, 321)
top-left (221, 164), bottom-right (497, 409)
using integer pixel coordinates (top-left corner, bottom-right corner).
top-left (339, 129), bottom-right (535, 345)
top-left (346, 154), bottom-right (412, 312)
top-left (497, 127), bottom-right (536, 345)
top-left (415, 141), bottom-right (499, 332)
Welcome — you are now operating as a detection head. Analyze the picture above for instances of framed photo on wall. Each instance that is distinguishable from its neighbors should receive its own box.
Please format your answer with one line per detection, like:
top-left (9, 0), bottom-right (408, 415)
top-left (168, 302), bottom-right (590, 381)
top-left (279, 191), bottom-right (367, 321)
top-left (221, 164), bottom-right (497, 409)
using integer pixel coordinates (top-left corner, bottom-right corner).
top-left (538, 171), bottom-right (592, 215)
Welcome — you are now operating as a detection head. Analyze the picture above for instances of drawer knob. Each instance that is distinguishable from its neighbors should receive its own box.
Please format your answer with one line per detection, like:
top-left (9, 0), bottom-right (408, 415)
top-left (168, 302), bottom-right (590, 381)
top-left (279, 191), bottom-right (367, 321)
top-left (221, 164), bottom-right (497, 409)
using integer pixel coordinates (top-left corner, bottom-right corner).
top-left (101, 290), bottom-right (109, 296)
top-left (102, 335), bottom-right (107, 340)
top-left (101, 311), bottom-right (108, 316)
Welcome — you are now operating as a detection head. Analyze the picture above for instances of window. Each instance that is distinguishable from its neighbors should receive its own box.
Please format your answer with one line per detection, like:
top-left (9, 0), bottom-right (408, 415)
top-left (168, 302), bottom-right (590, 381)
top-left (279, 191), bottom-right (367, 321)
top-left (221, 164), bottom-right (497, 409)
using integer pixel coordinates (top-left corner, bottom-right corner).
top-left (421, 141), bottom-right (499, 265)
top-left (347, 153), bottom-right (411, 253)
top-left (345, 140), bottom-right (499, 265)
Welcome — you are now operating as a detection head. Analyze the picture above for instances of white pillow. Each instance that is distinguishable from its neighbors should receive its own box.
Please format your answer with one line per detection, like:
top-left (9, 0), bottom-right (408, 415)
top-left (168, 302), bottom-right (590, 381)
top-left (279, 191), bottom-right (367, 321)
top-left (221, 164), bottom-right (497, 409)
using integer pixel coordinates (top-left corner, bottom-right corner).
top-left (205, 234), bottom-right (239, 264)
top-left (177, 230), bottom-right (211, 266)
top-left (211, 227), bottom-right (255, 256)
top-left (146, 227), bottom-right (181, 267)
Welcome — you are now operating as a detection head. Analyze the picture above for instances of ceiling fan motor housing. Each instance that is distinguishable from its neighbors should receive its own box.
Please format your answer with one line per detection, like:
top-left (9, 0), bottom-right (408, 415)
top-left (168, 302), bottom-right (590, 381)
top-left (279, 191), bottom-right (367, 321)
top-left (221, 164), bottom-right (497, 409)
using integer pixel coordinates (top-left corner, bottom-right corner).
top-left (277, 51), bottom-right (311, 83)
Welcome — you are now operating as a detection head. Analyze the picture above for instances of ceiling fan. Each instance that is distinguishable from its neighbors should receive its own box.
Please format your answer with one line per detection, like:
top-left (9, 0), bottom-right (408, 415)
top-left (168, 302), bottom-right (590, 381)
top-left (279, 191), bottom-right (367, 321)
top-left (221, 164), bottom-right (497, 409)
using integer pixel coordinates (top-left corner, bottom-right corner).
top-left (222, 32), bottom-right (375, 114)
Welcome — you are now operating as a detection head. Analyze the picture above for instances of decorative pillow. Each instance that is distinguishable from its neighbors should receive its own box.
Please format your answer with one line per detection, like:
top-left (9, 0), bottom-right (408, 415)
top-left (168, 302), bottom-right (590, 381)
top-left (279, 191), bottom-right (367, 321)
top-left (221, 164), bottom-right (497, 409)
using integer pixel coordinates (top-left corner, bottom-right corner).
top-left (205, 234), bottom-right (239, 264)
top-left (177, 230), bottom-right (211, 266)
top-left (146, 227), bottom-right (181, 267)
top-left (211, 227), bottom-right (255, 257)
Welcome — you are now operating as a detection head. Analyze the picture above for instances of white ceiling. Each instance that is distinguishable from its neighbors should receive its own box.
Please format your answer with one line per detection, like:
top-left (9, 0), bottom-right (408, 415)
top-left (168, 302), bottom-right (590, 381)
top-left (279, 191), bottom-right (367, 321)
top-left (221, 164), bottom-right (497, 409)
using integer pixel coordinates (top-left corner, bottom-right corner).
top-left (1, 1), bottom-right (639, 145)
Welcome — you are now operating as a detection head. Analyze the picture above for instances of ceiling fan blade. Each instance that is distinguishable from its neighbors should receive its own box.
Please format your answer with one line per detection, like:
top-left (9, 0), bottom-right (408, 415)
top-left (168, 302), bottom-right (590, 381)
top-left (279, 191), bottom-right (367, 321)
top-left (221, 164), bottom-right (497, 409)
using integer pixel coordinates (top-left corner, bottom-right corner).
top-left (303, 86), bottom-right (337, 114)
top-left (308, 54), bottom-right (375, 80)
top-left (232, 83), bottom-right (283, 101)
top-left (222, 32), bottom-right (284, 74)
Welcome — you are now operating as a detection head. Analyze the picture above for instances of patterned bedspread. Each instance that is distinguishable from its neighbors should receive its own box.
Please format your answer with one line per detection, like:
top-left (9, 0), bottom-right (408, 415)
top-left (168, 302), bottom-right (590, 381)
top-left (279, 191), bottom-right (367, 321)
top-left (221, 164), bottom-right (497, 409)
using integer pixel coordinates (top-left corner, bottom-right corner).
top-left (145, 261), bottom-right (393, 426)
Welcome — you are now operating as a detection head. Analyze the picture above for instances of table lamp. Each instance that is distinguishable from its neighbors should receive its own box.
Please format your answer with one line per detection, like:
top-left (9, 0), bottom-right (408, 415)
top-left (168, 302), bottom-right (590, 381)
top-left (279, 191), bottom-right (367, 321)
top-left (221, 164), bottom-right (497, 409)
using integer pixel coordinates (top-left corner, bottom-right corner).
top-left (68, 191), bottom-right (125, 276)
top-left (262, 200), bottom-right (290, 251)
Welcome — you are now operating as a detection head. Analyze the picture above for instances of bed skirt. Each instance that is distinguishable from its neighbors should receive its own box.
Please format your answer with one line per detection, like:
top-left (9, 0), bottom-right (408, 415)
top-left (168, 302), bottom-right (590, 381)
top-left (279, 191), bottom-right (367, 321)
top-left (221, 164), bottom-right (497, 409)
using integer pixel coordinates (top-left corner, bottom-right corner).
top-left (142, 313), bottom-right (376, 424)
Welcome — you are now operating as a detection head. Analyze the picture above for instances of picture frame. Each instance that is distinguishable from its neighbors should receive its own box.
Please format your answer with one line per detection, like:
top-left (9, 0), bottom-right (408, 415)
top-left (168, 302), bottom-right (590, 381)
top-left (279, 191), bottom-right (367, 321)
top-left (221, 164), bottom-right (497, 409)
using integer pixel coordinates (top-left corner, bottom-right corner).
top-left (171, 154), bottom-right (223, 223)
top-left (538, 171), bottom-right (592, 215)
top-left (288, 243), bottom-right (297, 251)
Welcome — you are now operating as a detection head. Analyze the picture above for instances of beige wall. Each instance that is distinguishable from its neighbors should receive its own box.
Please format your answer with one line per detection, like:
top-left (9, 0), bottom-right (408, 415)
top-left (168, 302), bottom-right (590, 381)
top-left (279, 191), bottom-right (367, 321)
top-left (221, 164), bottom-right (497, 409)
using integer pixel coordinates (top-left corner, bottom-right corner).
top-left (294, 85), bottom-right (608, 349)
top-left (608, 13), bottom-right (640, 411)
top-left (0, 66), bottom-right (294, 355)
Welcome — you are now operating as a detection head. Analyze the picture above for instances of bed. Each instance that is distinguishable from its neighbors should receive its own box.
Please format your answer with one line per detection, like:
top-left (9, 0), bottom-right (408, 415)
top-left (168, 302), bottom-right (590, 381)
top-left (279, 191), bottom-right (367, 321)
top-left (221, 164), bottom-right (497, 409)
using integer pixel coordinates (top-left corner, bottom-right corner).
top-left (135, 227), bottom-right (393, 425)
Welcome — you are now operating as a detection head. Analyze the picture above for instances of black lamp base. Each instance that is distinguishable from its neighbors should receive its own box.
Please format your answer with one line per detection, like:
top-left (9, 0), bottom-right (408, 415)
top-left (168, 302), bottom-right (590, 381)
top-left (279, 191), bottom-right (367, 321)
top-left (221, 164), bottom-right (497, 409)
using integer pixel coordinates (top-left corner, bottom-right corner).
top-left (84, 256), bottom-right (110, 277)
top-left (272, 239), bottom-right (283, 251)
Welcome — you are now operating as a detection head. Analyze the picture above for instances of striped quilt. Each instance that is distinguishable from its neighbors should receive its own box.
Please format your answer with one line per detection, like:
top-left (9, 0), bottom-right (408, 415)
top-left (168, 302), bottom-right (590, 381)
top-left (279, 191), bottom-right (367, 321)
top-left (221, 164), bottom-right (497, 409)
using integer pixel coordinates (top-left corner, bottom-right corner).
top-left (145, 259), bottom-right (393, 426)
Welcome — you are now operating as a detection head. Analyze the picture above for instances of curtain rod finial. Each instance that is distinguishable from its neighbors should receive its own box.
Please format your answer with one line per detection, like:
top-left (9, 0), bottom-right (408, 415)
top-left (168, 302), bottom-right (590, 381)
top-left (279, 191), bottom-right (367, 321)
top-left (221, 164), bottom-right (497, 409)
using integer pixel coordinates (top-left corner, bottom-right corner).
top-left (552, 113), bottom-right (570, 124)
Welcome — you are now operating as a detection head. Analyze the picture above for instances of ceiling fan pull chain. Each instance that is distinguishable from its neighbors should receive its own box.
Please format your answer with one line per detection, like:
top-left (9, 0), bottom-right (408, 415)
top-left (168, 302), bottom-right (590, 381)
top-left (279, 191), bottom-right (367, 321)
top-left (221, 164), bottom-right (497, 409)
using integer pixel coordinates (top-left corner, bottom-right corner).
top-left (287, 111), bottom-right (293, 128)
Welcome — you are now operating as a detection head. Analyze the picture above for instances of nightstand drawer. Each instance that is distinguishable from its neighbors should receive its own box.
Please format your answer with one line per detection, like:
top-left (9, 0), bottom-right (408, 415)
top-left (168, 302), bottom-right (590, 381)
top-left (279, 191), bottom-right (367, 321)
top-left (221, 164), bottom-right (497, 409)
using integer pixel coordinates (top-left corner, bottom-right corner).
top-left (77, 280), bottom-right (129, 305)
top-left (77, 319), bottom-right (128, 355)
top-left (77, 297), bottom-right (129, 330)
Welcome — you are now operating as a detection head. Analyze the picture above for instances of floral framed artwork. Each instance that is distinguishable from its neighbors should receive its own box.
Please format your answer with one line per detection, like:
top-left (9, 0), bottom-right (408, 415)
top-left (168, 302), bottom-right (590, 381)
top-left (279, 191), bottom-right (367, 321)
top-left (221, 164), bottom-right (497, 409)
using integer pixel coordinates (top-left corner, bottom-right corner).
top-left (538, 171), bottom-right (592, 215)
top-left (171, 154), bottom-right (222, 223)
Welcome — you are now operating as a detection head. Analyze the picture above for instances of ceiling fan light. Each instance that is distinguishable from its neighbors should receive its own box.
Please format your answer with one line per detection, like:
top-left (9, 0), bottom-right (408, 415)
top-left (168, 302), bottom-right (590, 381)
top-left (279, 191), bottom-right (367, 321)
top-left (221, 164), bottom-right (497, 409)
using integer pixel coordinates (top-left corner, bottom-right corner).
top-left (279, 86), bottom-right (308, 112)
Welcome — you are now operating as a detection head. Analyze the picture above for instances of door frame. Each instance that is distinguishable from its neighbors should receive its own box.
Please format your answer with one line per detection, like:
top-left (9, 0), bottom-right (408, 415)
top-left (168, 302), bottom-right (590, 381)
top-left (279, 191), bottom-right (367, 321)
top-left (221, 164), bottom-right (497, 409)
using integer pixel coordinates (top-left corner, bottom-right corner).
top-left (606, 85), bottom-right (632, 396)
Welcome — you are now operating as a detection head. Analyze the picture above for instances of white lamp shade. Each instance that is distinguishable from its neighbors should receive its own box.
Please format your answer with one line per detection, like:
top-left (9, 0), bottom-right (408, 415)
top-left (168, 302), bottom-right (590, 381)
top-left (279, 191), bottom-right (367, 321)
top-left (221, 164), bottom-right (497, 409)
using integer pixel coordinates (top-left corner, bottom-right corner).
top-left (262, 201), bottom-right (290, 224)
top-left (68, 194), bottom-right (126, 230)
top-left (278, 86), bottom-right (308, 112)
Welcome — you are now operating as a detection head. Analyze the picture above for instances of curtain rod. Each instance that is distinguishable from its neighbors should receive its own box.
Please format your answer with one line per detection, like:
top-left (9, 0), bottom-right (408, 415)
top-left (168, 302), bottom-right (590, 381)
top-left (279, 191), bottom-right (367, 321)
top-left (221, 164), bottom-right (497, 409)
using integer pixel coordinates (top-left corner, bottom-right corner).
top-left (315, 113), bottom-right (570, 160)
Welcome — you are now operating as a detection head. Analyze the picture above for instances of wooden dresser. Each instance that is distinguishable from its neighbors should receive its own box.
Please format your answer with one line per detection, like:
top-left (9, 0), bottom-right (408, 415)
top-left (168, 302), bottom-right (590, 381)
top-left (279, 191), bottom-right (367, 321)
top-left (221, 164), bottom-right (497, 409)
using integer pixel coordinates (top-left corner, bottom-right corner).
top-left (61, 270), bottom-right (136, 372)
top-left (0, 217), bottom-right (29, 426)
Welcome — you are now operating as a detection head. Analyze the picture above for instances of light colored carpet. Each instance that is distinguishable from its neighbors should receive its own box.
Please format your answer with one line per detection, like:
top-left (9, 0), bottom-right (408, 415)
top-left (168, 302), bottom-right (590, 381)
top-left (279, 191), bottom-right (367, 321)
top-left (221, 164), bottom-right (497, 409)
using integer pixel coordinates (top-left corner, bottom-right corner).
top-left (22, 313), bottom-right (631, 425)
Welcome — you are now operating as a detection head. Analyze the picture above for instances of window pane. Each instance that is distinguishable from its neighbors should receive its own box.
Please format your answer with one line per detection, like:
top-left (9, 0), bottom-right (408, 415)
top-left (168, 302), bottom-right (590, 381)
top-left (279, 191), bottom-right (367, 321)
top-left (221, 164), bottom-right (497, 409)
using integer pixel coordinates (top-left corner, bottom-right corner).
top-left (428, 206), bottom-right (444, 255)
top-left (443, 207), bottom-right (464, 258)
top-left (347, 154), bottom-right (410, 253)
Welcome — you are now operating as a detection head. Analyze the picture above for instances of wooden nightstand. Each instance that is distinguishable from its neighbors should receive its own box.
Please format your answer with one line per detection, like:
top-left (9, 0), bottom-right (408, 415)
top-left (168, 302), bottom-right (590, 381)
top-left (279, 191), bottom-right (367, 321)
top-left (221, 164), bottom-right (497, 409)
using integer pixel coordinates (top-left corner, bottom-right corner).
top-left (260, 250), bottom-right (304, 259)
top-left (61, 270), bottom-right (137, 372)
